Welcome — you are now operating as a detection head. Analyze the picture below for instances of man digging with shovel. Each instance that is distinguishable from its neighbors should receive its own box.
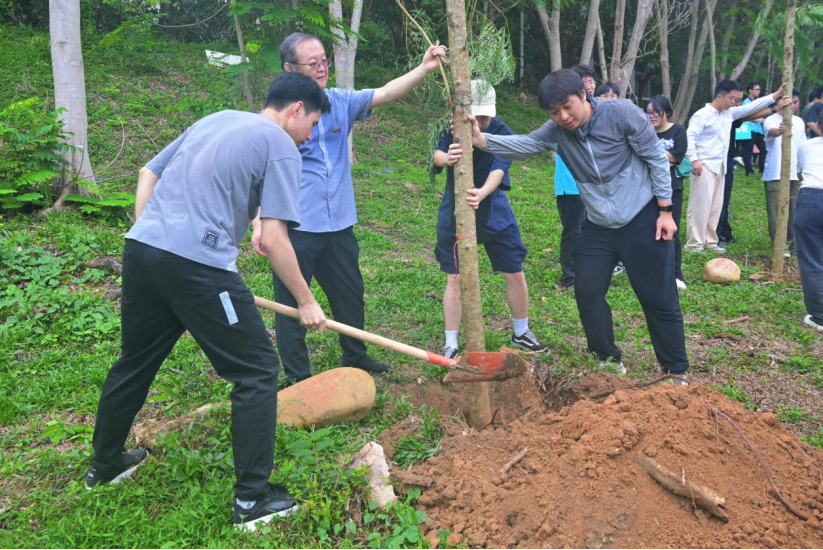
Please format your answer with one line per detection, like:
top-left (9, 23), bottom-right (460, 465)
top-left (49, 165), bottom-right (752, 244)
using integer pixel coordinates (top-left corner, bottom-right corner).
top-left (86, 73), bottom-right (329, 532)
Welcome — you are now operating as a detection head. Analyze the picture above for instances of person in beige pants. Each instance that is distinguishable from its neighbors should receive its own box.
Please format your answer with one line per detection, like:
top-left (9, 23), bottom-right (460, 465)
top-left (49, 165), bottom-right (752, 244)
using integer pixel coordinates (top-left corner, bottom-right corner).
top-left (685, 80), bottom-right (788, 252)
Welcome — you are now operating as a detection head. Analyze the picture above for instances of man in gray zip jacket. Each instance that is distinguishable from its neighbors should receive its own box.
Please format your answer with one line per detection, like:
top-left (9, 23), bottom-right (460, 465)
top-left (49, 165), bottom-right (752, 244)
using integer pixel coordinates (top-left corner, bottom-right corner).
top-left (466, 69), bottom-right (689, 378)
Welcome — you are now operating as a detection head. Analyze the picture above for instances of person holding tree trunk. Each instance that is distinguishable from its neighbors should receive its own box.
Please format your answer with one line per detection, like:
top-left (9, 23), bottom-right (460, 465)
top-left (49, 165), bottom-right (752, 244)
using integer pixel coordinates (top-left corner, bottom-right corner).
top-left (264, 33), bottom-right (446, 386)
top-left (763, 89), bottom-right (806, 257)
top-left (467, 69), bottom-right (689, 382)
top-left (433, 81), bottom-right (547, 359)
top-left (86, 73), bottom-right (330, 532)
top-left (684, 80), bottom-right (789, 254)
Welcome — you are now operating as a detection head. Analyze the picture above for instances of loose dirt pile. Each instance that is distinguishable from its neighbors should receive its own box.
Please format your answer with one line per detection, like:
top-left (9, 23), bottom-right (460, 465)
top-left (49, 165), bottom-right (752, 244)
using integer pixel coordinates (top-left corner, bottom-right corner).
top-left (385, 375), bottom-right (823, 548)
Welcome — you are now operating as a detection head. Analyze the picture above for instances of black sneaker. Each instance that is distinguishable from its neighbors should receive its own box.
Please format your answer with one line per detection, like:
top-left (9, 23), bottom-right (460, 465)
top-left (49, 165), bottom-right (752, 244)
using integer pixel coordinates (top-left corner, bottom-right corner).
top-left (510, 330), bottom-right (548, 353)
top-left (349, 356), bottom-right (390, 375)
top-left (234, 483), bottom-right (299, 532)
top-left (442, 346), bottom-right (459, 360)
top-left (85, 449), bottom-right (149, 490)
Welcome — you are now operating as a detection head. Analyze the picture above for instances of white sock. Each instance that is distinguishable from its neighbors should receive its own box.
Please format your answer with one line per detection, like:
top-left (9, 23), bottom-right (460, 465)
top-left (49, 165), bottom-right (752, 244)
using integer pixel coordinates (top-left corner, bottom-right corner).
top-left (513, 318), bottom-right (529, 337)
top-left (445, 330), bottom-right (459, 349)
top-left (236, 498), bottom-right (256, 510)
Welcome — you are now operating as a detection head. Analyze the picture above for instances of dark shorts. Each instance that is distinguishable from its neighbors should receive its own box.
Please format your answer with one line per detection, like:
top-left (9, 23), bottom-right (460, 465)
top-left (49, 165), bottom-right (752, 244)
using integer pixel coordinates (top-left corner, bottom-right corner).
top-left (435, 224), bottom-right (527, 274)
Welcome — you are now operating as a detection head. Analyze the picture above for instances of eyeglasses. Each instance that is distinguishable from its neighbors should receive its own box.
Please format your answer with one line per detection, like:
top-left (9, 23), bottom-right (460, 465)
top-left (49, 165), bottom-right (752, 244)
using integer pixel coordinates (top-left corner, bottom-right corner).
top-left (646, 111), bottom-right (661, 117)
top-left (290, 59), bottom-right (330, 71)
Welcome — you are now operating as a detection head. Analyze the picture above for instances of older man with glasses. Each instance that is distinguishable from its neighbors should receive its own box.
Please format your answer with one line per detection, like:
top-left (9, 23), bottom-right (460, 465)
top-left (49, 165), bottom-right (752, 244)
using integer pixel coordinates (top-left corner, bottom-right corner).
top-left (255, 32), bottom-right (445, 386)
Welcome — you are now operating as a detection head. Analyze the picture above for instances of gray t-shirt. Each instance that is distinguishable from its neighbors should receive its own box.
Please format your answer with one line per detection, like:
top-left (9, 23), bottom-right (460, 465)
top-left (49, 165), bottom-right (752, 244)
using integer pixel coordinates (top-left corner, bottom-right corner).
top-left (127, 110), bottom-right (302, 272)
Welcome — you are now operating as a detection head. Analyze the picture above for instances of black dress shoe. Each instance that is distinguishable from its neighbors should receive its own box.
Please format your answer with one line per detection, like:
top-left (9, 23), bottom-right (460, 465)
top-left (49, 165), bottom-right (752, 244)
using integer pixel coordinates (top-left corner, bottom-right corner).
top-left (348, 357), bottom-right (390, 375)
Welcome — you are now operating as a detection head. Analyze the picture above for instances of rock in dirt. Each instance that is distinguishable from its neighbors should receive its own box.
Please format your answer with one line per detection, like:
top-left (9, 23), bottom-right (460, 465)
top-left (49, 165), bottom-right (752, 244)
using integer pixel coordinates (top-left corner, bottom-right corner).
top-left (703, 257), bottom-right (741, 284)
top-left (350, 441), bottom-right (396, 509)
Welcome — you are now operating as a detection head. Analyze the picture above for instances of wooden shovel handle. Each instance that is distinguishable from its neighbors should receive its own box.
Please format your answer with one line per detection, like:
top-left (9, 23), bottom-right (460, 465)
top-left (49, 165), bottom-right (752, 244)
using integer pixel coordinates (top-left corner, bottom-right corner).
top-left (254, 296), bottom-right (456, 367)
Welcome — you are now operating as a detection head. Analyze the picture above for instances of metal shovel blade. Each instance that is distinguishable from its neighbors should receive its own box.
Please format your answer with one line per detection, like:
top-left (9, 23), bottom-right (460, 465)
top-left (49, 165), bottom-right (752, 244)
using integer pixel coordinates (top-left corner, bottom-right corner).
top-left (442, 350), bottom-right (529, 383)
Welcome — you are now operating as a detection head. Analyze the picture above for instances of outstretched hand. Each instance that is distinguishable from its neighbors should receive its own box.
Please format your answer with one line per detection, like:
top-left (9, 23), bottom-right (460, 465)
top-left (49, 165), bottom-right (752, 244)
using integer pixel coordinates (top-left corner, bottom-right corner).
top-left (420, 44), bottom-right (447, 73)
top-left (771, 82), bottom-right (787, 101)
top-left (774, 95), bottom-right (792, 111)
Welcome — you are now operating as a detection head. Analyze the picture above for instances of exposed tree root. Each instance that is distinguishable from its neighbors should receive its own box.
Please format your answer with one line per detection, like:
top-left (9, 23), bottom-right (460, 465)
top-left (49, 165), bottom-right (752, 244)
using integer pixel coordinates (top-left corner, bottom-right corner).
top-left (589, 374), bottom-right (689, 400)
top-left (638, 453), bottom-right (729, 521)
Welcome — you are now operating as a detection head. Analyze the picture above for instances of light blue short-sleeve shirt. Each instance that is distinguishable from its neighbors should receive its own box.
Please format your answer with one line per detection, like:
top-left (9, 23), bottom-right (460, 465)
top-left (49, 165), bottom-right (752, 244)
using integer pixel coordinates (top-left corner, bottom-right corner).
top-left (296, 87), bottom-right (375, 233)
top-left (554, 154), bottom-right (580, 196)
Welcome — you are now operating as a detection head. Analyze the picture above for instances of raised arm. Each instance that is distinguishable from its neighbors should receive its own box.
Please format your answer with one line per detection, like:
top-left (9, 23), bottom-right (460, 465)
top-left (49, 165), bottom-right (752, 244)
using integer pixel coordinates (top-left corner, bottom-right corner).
top-left (477, 117), bottom-right (556, 160)
top-left (371, 45), bottom-right (446, 108)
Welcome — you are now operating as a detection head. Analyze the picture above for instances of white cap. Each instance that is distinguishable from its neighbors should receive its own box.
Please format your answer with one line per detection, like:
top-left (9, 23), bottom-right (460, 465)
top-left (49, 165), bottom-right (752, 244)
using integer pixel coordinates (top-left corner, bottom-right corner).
top-left (470, 80), bottom-right (496, 117)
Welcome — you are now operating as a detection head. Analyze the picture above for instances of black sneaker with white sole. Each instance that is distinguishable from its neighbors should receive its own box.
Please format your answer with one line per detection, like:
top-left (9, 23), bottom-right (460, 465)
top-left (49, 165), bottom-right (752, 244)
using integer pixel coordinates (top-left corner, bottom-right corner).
top-left (234, 483), bottom-right (299, 532)
top-left (510, 330), bottom-right (548, 353)
top-left (442, 346), bottom-right (459, 360)
top-left (85, 448), bottom-right (149, 490)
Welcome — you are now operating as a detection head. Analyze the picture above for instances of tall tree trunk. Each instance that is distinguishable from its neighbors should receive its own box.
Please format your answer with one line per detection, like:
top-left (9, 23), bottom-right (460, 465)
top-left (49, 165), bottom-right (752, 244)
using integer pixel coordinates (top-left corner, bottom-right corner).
top-left (718, 8), bottom-right (736, 78)
top-left (656, 0), bottom-right (671, 97)
top-left (766, 50), bottom-right (774, 91)
top-left (707, 3), bottom-right (717, 96)
top-left (772, 0), bottom-right (796, 274)
top-left (535, 1), bottom-right (562, 71)
top-left (445, 0), bottom-right (491, 430)
top-left (330, 0), bottom-right (364, 164)
top-left (231, 0), bottom-right (254, 112)
top-left (610, 0), bottom-right (626, 82)
top-left (49, 0), bottom-right (95, 211)
top-left (579, 0), bottom-right (601, 66)
top-left (673, 0), bottom-right (718, 123)
top-left (612, 0), bottom-right (655, 96)
top-left (729, 0), bottom-right (774, 80)
top-left (596, 13), bottom-right (608, 81)
top-left (680, 0), bottom-right (717, 120)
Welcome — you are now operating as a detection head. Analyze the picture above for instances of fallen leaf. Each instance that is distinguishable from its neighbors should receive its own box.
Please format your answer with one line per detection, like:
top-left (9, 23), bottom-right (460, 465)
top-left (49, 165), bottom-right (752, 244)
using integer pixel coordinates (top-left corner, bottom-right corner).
top-left (542, 248), bottom-right (555, 253)
top-left (404, 183), bottom-right (418, 193)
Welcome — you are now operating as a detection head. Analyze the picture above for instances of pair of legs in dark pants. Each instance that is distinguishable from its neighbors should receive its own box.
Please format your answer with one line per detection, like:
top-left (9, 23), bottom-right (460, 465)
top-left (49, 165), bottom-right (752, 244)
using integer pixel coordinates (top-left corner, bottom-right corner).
top-left (274, 227), bottom-right (369, 384)
top-left (794, 188), bottom-right (823, 324)
top-left (572, 200), bottom-right (689, 373)
top-left (92, 240), bottom-right (280, 501)
top-left (741, 132), bottom-right (766, 175)
top-left (556, 194), bottom-right (586, 286)
top-left (671, 188), bottom-right (685, 281)
top-left (716, 160), bottom-right (736, 244)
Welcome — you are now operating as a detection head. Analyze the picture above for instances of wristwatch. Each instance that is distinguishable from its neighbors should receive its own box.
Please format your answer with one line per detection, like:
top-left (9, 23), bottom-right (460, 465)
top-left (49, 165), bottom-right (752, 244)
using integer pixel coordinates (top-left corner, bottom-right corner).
top-left (658, 204), bottom-right (674, 213)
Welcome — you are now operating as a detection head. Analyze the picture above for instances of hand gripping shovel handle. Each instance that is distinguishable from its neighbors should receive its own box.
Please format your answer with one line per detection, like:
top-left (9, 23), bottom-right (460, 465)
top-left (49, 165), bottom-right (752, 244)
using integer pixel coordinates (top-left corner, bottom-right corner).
top-left (253, 296), bottom-right (457, 367)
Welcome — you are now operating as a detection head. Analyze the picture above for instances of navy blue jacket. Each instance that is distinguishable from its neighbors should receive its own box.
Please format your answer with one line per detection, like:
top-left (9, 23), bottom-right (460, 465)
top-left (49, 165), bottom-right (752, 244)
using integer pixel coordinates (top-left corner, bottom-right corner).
top-left (435, 117), bottom-right (517, 240)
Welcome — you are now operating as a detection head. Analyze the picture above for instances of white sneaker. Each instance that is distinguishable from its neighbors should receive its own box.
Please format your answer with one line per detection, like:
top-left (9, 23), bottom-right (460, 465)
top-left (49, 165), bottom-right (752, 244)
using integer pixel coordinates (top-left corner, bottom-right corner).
top-left (804, 315), bottom-right (823, 332)
top-left (599, 360), bottom-right (627, 375)
top-left (708, 245), bottom-right (727, 253)
top-left (670, 374), bottom-right (689, 387)
top-left (784, 252), bottom-right (791, 258)
top-left (675, 279), bottom-right (687, 291)
top-left (734, 156), bottom-right (744, 167)
top-left (612, 262), bottom-right (625, 276)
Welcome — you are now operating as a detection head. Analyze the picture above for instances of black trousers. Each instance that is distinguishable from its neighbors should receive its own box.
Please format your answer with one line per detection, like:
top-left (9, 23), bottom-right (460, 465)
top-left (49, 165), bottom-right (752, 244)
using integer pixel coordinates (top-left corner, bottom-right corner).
top-left (741, 133), bottom-right (766, 174)
top-left (556, 194), bottom-right (587, 286)
top-left (273, 227), bottom-right (368, 383)
top-left (91, 240), bottom-right (280, 501)
top-left (716, 161), bottom-right (736, 243)
top-left (572, 200), bottom-right (689, 373)
top-left (671, 188), bottom-right (685, 281)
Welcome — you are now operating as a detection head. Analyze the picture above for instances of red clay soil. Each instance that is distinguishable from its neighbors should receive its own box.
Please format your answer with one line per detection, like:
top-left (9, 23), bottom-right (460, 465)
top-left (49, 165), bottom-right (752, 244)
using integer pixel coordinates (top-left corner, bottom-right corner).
top-left (387, 375), bottom-right (823, 548)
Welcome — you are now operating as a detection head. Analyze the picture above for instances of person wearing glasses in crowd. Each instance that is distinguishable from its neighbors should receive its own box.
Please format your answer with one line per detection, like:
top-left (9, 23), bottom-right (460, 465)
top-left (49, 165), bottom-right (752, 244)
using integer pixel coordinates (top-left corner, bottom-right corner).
top-left (646, 95), bottom-right (688, 290)
top-left (257, 33), bottom-right (446, 386)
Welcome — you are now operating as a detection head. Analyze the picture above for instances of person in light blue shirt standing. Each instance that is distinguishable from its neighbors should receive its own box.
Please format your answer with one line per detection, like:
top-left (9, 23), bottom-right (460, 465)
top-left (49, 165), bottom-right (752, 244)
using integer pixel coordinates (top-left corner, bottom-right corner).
top-left (740, 83), bottom-right (768, 176)
top-left (553, 65), bottom-right (595, 288)
top-left (259, 33), bottom-right (446, 385)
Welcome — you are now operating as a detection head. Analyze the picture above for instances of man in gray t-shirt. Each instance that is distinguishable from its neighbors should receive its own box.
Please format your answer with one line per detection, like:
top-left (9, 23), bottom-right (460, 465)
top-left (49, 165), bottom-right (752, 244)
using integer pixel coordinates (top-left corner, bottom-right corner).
top-left (86, 73), bottom-right (331, 532)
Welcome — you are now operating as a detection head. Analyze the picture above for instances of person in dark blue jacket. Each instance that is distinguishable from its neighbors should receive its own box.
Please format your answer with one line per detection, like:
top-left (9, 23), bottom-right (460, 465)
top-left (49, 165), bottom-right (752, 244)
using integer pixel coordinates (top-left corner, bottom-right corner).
top-left (433, 81), bottom-right (547, 359)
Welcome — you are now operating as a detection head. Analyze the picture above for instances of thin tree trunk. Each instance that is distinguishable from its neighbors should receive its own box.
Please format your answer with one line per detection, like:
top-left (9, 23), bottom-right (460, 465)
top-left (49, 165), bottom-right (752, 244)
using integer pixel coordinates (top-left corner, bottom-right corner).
top-left (612, 0), bottom-right (654, 96)
top-left (535, 1), bottom-right (562, 72)
top-left (231, 0), bottom-right (254, 112)
top-left (610, 0), bottom-right (626, 82)
top-left (596, 13), bottom-right (608, 81)
top-left (772, 0), bottom-right (796, 274)
top-left (445, 0), bottom-right (491, 430)
top-left (656, 0), bottom-right (671, 98)
top-left (707, 3), bottom-right (717, 96)
top-left (682, 0), bottom-right (718, 117)
top-left (330, 0), bottom-right (364, 164)
top-left (766, 50), bottom-right (774, 91)
top-left (579, 0), bottom-right (601, 66)
top-left (48, 0), bottom-right (95, 211)
top-left (718, 9), bottom-right (736, 78)
top-left (672, 0), bottom-right (700, 120)
top-left (729, 0), bottom-right (774, 80)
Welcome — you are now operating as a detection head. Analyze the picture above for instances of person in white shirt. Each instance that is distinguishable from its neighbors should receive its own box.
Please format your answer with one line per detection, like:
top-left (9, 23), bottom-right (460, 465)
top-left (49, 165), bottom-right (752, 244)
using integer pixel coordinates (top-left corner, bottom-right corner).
top-left (794, 110), bottom-right (823, 332)
top-left (763, 90), bottom-right (807, 256)
top-left (684, 80), bottom-right (788, 253)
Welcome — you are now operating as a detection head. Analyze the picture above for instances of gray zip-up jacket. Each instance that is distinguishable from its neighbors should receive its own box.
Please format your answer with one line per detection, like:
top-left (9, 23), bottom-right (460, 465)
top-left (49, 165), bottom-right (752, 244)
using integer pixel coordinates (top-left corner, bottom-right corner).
top-left (482, 96), bottom-right (671, 229)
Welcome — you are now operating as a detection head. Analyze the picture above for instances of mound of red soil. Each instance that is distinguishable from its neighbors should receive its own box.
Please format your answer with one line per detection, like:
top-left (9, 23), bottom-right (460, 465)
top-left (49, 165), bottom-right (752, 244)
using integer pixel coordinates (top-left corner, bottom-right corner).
top-left (393, 378), bottom-right (823, 548)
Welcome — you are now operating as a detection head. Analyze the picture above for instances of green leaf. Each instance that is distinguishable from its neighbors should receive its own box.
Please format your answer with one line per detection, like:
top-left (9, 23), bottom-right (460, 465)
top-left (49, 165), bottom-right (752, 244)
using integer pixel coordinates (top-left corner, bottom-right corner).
top-left (14, 192), bottom-right (44, 202)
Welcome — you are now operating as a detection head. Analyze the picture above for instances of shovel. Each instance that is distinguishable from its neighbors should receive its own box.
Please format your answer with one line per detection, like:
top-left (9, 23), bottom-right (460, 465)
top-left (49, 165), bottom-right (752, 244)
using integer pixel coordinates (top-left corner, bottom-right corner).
top-left (254, 296), bottom-right (527, 383)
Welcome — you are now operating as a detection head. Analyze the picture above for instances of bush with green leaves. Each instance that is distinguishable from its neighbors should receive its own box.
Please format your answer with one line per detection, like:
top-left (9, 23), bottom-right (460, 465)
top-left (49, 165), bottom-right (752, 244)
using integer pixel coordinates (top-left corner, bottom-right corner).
top-left (0, 97), bottom-right (71, 210)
